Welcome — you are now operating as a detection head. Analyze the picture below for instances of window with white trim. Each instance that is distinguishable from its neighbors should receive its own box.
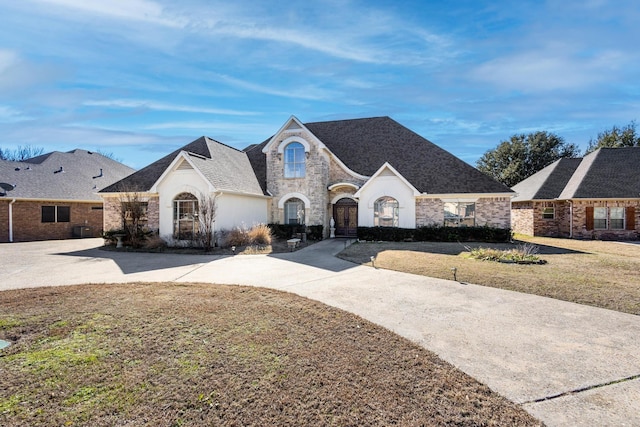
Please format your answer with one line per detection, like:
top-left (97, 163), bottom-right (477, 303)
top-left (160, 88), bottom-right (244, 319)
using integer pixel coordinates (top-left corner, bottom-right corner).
top-left (284, 142), bottom-right (305, 178)
top-left (41, 205), bottom-right (70, 223)
top-left (609, 207), bottom-right (625, 230)
top-left (593, 207), bottom-right (608, 229)
top-left (284, 198), bottom-right (305, 224)
top-left (173, 192), bottom-right (199, 239)
top-left (542, 202), bottom-right (555, 219)
top-left (444, 202), bottom-right (475, 227)
top-left (374, 197), bottom-right (399, 227)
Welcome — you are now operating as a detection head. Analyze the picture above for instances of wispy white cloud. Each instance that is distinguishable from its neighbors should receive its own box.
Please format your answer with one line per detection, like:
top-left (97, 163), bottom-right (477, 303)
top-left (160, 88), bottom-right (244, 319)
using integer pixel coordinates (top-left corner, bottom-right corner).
top-left (34, 0), bottom-right (186, 27)
top-left (83, 99), bottom-right (259, 116)
top-left (471, 48), bottom-right (629, 92)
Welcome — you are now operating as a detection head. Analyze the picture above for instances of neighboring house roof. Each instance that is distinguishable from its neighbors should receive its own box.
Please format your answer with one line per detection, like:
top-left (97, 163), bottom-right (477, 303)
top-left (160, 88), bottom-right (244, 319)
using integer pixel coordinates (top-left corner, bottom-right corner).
top-left (248, 116), bottom-right (513, 195)
top-left (101, 136), bottom-right (264, 196)
top-left (0, 149), bottom-right (135, 201)
top-left (511, 158), bottom-right (582, 202)
top-left (512, 147), bottom-right (640, 202)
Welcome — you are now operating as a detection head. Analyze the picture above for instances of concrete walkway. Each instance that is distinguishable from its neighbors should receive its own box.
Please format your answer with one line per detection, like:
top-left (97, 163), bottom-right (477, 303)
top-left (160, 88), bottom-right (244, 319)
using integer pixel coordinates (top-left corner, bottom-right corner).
top-left (1, 238), bottom-right (639, 426)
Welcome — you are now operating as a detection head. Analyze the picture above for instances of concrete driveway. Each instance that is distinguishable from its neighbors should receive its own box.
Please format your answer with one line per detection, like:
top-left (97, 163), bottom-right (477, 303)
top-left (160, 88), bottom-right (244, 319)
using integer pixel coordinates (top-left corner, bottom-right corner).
top-left (1, 238), bottom-right (640, 426)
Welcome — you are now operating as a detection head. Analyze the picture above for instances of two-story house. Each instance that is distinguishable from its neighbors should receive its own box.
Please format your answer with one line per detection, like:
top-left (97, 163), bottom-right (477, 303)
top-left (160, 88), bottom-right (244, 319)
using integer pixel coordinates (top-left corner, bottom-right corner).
top-left (100, 116), bottom-right (513, 241)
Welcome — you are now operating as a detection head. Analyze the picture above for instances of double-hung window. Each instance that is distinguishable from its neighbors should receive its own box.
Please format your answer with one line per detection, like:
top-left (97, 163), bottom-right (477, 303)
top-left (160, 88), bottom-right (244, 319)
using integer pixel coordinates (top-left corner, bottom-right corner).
top-left (42, 206), bottom-right (70, 223)
top-left (284, 142), bottom-right (305, 178)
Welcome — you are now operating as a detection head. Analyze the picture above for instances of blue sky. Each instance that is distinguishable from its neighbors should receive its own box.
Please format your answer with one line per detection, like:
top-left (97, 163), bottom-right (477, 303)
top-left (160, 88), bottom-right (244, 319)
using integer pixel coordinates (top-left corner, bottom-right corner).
top-left (0, 0), bottom-right (638, 168)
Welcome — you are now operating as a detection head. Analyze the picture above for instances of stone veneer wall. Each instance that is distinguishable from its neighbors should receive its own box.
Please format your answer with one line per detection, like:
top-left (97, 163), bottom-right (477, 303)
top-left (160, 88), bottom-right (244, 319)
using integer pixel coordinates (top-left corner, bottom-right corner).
top-left (0, 200), bottom-right (104, 242)
top-left (572, 199), bottom-right (639, 240)
top-left (266, 130), bottom-right (331, 229)
top-left (102, 194), bottom-right (159, 233)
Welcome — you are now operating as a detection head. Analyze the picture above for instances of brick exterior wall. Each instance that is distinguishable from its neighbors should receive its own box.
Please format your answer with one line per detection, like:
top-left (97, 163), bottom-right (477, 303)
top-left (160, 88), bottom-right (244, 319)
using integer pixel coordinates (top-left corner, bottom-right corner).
top-left (513, 199), bottom-right (640, 239)
top-left (415, 198), bottom-right (444, 226)
top-left (102, 194), bottom-right (159, 233)
top-left (511, 202), bottom-right (534, 236)
top-left (476, 197), bottom-right (512, 228)
top-left (572, 199), bottom-right (639, 240)
top-left (0, 200), bottom-right (9, 242)
top-left (0, 200), bottom-right (104, 242)
top-left (417, 197), bottom-right (511, 228)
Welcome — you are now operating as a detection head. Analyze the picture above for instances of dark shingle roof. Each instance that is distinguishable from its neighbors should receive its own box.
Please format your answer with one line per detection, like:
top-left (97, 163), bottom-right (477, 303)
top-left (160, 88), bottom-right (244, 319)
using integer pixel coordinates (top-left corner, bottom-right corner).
top-left (101, 137), bottom-right (211, 193)
top-left (101, 137), bottom-right (264, 195)
top-left (512, 148), bottom-right (640, 201)
top-left (0, 149), bottom-right (135, 201)
top-left (304, 117), bottom-right (512, 194)
top-left (512, 158), bottom-right (582, 202)
top-left (559, 147), bottom-right (640, 199)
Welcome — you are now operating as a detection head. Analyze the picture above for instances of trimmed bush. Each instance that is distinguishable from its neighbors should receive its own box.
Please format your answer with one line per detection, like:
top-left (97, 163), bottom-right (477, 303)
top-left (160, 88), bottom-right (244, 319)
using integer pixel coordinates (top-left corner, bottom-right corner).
top-left (268, 224), bottom-right (323, 240)
top-left (357, 225), bottom-right (511, 243)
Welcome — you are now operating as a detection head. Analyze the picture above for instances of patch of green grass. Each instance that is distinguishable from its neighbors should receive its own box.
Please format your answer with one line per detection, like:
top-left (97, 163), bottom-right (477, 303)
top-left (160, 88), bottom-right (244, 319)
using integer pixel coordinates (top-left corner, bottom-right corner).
top-left (0, 318), bottom-right (21, 330)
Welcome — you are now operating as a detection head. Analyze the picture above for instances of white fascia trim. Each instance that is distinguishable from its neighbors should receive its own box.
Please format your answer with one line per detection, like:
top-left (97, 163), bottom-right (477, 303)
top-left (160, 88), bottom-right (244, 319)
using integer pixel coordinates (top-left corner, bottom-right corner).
top-left (327, 182), bottom-right (360, 191)
top-left (149, 151), bottom-right (215, 193)
top-left (7, 197), bottom-right (107, 203)
top-left (216, 190), bottom-right (271, 199)
top-left (277, 192), bottom-right (311, 209)
top-left (276, 136), bottom-right (311, 154)
top-left (263, 116), bottom-right (312, 153)
top-left (354, 162), bottom-right (420, 198)
top-left (418, 192), bottom-right (515, 200)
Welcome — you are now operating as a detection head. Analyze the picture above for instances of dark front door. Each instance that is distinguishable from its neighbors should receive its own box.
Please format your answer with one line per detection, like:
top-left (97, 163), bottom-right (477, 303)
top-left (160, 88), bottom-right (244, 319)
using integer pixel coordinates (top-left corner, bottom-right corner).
top-left (333, 198), bottom-right (358, 237)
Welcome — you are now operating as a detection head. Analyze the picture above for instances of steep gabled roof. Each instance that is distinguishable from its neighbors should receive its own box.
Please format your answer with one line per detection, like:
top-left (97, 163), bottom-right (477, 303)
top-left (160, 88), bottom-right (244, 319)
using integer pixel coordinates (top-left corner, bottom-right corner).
top-left (512, 147), bottom-right (640, 201)
top-left (0, 149), bottom-right (135, 201)
top-left (559, 147), bottom-right (640, 199)
top-left (246, 116), bottom-right (513, 195)
top-left (101, 137), bottom-right (211, 193)
top-left (512, 158), bottom-right (582, 202)
top-left (102, 137), bottom-right (264, 196)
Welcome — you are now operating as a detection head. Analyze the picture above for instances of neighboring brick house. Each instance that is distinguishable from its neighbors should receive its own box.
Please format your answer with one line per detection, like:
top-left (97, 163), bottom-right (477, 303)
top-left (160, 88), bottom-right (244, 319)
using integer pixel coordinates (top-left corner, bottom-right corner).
top-left (101, 116), bottom-right (513, 241)
top-left (0, 150), bottom-right (135, 242)
top-left (511, 147), bottom-right (640, 239)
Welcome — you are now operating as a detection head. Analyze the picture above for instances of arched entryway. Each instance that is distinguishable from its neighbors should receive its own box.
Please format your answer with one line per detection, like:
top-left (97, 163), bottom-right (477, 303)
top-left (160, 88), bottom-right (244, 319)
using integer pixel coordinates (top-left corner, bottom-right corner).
top-left (333, 198), bottom-right (358, 237)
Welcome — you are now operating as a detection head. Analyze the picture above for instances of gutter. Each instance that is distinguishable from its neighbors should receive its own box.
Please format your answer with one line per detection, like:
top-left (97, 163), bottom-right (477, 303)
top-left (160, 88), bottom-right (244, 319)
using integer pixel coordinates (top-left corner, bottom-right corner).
top-left (9, 198), bottom-right (15, 242)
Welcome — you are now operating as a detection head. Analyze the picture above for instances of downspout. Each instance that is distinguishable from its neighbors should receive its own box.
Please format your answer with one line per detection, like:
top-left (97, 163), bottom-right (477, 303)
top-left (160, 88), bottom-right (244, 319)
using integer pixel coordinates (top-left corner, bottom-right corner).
top-left (569, 200), bottom-right (573, 239)
top-left (9, 198), bottom-right (16, 242)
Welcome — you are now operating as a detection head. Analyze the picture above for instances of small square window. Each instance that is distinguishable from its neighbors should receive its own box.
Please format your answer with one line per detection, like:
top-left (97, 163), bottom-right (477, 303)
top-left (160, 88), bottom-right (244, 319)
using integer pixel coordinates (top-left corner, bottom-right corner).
top-left (42, 206), bottom-right (55, 223)
top-left (542, 207), bottom-right (555, 219)
top-left (57, 206), bottom-right (70, 223)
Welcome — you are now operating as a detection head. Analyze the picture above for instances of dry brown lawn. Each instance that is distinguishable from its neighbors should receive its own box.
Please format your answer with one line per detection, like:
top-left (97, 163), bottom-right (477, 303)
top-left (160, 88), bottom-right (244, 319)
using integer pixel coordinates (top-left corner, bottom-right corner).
top-left (0, 283), bottom-right (542, 426)
top-left (338, 236), bottom-right (640, 315)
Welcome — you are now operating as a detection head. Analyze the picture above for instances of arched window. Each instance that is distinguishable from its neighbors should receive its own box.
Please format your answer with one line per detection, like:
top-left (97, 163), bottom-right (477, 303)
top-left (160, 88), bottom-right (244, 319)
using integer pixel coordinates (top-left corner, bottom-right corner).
top-left (173, 192), bottom-right (198, 239)
top-left (284, 142), bottom-right (305, 178)
top-left (374, 196), bottom-right (399, 227)
top-left (284, 198), bottom-right (305, 224)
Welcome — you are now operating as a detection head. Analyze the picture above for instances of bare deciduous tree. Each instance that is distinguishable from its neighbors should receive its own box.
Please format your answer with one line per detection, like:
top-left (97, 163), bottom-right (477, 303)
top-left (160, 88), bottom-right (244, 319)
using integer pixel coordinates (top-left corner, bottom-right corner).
top-left (0, 145), bottom-right (45, 161)
top-left (198, 192), bottom-right (218, 251)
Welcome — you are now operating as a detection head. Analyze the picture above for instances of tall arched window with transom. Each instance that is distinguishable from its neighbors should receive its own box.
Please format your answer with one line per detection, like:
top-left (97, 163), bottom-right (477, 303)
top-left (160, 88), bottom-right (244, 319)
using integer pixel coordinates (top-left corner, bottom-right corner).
top-left (284, 142), bottom-right (305, 178)
top-left (173, 192), bottom-right (199, 239)
top-left (374, 196), bottom-right (399, 227)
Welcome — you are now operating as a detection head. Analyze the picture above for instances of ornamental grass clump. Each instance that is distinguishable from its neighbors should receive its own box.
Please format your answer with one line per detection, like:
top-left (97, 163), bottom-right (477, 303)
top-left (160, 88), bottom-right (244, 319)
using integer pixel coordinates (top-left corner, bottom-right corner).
top-left (467, 243), bottom-right (545, 264)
